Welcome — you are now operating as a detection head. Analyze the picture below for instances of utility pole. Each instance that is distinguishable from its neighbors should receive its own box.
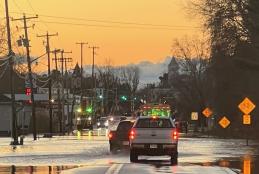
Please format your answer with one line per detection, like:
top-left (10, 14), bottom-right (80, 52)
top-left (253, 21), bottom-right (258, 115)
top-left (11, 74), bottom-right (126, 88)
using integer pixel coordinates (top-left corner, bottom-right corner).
top-left (58, 50), bottom-right (72, 133)
top-left (13, 14), bottom-right (38, 140)
top-left (89, 46), bottom-right (99, 89)
top-left (64, 57), bottom-right (73, 133)
top-left (76, 42), bottom-right (88, 96)
top-left (89, 46), bottom-right (99, 122)
top-left (5, 0), bottom-right (18, 145)
top-left (37, 32), bottom-right (58, 136)
top-left (51, 49), bottom-right (62, 133)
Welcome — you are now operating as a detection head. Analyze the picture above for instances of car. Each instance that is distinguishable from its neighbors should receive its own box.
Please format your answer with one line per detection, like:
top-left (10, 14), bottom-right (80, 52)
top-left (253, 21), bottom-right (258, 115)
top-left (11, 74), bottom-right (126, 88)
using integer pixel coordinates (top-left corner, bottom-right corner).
top-left (97, 117), bottom-right (109, 128)
top-left (129, 116), bottom-right (179, 164)
top-left (108, 120), bottom-right (135, 152)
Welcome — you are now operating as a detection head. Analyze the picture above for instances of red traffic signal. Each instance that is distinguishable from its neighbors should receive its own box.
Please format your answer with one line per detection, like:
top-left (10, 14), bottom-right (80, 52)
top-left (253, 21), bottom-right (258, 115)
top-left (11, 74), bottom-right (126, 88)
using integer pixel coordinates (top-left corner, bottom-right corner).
top-left (25, 88), bottom-right (32, 96)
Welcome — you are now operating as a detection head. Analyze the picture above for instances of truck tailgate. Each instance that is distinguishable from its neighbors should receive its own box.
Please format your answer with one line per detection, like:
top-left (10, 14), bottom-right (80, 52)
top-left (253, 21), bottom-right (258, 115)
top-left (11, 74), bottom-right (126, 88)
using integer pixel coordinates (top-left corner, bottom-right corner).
top-left (132, 128), bottom-right (177, 144)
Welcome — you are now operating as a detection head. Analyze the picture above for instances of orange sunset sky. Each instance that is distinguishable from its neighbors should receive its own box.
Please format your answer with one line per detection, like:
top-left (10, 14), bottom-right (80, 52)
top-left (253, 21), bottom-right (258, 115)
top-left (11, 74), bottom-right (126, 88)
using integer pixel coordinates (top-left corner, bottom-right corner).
top-left (1, 0), bottom-right (202, 70)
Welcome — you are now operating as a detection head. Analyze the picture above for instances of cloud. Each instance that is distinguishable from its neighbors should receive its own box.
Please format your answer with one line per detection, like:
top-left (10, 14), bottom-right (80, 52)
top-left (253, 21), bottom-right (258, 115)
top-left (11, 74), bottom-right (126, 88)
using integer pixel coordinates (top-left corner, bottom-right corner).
top-left (125, 57), bottom-right (172, 85)
top-left (82, 57), bottom-right (171, 86)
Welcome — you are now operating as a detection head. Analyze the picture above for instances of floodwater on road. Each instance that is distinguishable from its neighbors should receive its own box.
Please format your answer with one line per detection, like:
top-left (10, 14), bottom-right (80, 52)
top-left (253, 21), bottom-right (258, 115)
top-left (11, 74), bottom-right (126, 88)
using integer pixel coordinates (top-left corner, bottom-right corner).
top-left (0, 137), bottom-right (258, 173)
top-left (0, 165), bottom-right (79, 174)
top-left (1, 154), bottom-right (257, 174)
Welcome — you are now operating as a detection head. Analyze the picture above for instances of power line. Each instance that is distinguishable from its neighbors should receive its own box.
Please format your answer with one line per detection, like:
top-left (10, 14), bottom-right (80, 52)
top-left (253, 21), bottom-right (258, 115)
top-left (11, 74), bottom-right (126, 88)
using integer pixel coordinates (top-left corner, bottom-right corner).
top-left (0, 63), bottom-right (9, 79)
top-left (26, 0), bottom-right (36, 14)
top-left (25, 0), bottom-right (53, 32)
top-left (9, 11), bottom-right (201, 29)
top-left (12, 0), bottom-right (24, 13)
top-left (32, 20), bottom-right (199, 31)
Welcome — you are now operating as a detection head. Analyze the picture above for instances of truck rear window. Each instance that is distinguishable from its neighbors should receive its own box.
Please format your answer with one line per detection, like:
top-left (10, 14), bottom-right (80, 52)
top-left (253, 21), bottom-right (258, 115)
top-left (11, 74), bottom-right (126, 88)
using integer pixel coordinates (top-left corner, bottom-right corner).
top-left (117, 121), bottom-right (134, 131)
top-left (135, 118), bottom-right (173, 128)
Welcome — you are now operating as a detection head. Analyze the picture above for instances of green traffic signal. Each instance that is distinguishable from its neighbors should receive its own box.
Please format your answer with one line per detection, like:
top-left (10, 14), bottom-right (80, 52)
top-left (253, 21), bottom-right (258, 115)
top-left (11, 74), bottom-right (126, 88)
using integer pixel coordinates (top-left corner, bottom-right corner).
top-left (120, 95), bottom-right (127, 101)
top-left (86, 106), bottom-right (93, 113)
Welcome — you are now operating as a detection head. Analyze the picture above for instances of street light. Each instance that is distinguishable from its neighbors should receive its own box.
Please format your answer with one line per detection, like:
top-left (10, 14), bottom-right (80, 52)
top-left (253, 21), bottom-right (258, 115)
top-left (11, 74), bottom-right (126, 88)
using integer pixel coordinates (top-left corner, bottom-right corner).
top-left (77, 108), bottom-right (82, 113)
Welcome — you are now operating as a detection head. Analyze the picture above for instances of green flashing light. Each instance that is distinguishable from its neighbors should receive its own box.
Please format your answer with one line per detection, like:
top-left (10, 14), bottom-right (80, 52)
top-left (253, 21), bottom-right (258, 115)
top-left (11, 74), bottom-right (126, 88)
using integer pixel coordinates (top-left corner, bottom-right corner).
top-left (121, 95), bottom-right (127, 101)
top-left (86, 106), bottom-right (93, 113)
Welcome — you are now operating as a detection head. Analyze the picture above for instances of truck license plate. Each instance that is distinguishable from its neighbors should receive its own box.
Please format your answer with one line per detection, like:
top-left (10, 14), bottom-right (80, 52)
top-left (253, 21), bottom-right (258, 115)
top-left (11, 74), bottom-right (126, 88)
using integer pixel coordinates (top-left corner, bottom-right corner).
top-left (123, 141), bottom-right (129, 145)
top-left (150, 144), bottom-right (157, 149)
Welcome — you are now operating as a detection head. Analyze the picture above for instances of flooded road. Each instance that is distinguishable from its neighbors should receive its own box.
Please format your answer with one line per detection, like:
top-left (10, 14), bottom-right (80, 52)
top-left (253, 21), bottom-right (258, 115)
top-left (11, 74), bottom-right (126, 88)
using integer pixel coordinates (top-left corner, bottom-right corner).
top-left (0, 166), bottom-right (79, 174)
top-left (0, 137), bottom-right (258, 173)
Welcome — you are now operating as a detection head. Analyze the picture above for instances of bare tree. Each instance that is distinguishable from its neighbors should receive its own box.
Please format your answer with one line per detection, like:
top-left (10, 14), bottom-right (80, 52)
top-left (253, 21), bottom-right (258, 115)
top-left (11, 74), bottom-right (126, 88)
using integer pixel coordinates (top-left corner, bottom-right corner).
top-left (97, 59), bottom-right (119, 89)
top-left (170, 36), bottom-right (211, 125)
top-left (0, 23), bottom-right (7, 57)
top-left (120, 65), bottom-right (140, 95)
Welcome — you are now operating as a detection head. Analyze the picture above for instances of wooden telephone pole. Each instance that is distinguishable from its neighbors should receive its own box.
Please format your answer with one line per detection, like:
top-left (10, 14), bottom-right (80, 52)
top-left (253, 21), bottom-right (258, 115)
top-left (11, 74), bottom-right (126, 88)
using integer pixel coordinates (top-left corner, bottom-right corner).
top-left (37, 32), bottom-right (58, 135)
top-left (4, 0), bottom-right (18, 145)
top-left (58, 50), bottom-right (72, 133)
top-left (76, 42), bottom-right (87, 96)
top-left (12, 14), bottom-right (38, 140)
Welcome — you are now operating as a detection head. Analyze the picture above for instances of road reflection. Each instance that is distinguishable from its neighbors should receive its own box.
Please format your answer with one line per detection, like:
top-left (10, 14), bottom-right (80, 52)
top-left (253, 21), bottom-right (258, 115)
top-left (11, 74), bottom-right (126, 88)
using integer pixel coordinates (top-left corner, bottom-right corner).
top-left (0, 165), bottom-right (79, 174)
top-left (134, 155), bottom-right (258, 174)
top-left (190, 155), bottom-right (258, 174)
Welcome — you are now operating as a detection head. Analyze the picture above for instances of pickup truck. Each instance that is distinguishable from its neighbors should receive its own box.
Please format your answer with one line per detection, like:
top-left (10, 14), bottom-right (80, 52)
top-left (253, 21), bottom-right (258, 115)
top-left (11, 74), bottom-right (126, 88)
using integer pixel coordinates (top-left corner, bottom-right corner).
top-left (129, 116), bottom-right (178, 164)
top-left (108, 120), bottom-right (134, 152)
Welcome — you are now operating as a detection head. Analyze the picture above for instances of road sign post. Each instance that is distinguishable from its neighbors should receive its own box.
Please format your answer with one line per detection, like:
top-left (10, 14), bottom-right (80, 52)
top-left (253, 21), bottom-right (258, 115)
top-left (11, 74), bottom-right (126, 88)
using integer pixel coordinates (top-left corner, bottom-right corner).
top-left (238, 97), bottom-right (256, 146)
top-left (202, 108), bottom-right (213, 133)
top-left (191, 112), bottom-right (198, 121)
top-left (191, 112), bottom-right (199, 133)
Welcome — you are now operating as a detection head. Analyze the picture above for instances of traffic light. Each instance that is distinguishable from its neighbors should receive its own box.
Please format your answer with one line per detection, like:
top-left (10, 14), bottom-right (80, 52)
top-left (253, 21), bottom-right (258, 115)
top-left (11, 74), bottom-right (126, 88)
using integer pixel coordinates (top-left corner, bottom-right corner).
top-left (86, 106), bottom-right (93, 113)
top-left (96, 88), bottom-right (104, 100)
top-left (25, 88), bottom-right (31, 96)
top-left (120, 95), bottom-right (128, 101)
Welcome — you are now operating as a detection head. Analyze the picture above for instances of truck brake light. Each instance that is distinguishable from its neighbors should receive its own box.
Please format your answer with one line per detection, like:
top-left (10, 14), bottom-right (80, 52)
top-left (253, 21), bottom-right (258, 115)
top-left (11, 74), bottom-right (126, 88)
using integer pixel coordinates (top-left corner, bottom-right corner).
top-left (108, 132), bottom-right (113, 140)
top-left (129, 129), bottom-right (136, 140)
top-left (172, 130), bottom-right (178, 140)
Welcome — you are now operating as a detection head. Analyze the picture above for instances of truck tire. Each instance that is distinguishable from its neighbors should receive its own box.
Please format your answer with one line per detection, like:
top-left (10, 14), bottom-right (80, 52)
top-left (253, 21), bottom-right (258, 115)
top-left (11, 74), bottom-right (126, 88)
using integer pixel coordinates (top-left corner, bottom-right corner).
top-left (170, 152), bottom-right (178, 165)
top-left (110, 144), bottom-right (116, 153)
top-left (130, 150), bottom-right (138, 162)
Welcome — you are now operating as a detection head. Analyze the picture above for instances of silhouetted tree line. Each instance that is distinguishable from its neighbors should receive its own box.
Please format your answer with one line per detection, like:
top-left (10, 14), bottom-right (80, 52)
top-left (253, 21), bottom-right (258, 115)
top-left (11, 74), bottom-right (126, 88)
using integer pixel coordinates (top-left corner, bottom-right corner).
top-left (194, 0), bottom-right (259, 137)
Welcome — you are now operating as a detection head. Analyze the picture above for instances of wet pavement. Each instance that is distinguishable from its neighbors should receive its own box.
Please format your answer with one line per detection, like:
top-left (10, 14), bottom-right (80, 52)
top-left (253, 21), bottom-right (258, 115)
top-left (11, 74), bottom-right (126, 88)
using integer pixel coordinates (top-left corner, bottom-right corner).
top-left (0, 166), bottom-right (79, 174)
top-left (0, 137), bottom-right (258, 173)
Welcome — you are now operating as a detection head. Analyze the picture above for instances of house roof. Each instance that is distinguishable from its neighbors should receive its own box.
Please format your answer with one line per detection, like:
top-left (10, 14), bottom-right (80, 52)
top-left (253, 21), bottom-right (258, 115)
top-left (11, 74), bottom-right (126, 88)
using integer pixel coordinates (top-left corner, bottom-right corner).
top-left (0, 94), bottom-right (11, 102)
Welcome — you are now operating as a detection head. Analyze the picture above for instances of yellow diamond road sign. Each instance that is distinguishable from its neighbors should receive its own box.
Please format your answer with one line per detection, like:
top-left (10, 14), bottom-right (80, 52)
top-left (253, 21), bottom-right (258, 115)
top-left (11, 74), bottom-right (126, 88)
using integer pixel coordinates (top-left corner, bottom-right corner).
top-left (202, 108), bottom-right (213, 118)
top-left (238, 97), bottom-right (256, 115)
top-left (243, 115), bottom-right (251, 125)
top-left (219, 117), bottom-right (230, 128)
